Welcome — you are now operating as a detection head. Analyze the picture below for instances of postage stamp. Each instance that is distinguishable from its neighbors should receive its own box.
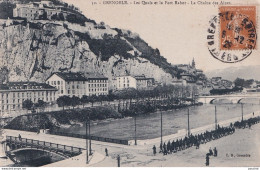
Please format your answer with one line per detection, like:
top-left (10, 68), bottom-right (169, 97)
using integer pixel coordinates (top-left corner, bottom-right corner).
top-left (219, 6), bottom-right (257, 50)
top-left (207, 5), bottom-right (257, 63)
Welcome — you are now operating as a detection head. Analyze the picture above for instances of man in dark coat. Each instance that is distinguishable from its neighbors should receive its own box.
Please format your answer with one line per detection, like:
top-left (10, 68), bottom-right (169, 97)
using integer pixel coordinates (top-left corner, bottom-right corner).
top-left (152, 145), bottom-right (156, 156)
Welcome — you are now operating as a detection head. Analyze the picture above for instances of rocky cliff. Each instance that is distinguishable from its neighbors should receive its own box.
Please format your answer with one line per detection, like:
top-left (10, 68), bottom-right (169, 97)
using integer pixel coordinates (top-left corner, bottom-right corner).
top-left (0, 17), bottom-right (176, 87)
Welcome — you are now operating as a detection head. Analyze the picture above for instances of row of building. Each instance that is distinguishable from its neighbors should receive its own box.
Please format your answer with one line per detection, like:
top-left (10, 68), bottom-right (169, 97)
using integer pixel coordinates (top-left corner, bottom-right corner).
top-left (0, 72), bottom-right (155, 114)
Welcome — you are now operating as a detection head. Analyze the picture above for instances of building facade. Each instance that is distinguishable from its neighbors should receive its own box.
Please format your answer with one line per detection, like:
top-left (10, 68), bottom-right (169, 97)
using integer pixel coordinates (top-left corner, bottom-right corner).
top-left (46, 72), bottom-right (108, 98)
top-left (115, 75), bottom-right (155, 90)
top-left (116, 76), bottom-right (137, 90)
top-left (0, 82), bottom-right (57, 115)
top-left (135, 75), bottom-right (155, 90)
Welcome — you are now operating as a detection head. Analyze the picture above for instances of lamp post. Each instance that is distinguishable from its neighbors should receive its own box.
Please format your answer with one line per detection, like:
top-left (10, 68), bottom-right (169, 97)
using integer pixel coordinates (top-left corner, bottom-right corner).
top-left (134, 112), bottom-right (137, 145)
top-left (86, 121), bottom-right (89, 164)
top-left (160, 109), bottom-right (163, 146)
top-left (241, 103), bottom-right (244, 122)
top-left (215, 105), bottom-right (217, 130)
top-left (187, 108), bottom-right (190, 136)
top-left (88, 118), bottom-right (92, 155)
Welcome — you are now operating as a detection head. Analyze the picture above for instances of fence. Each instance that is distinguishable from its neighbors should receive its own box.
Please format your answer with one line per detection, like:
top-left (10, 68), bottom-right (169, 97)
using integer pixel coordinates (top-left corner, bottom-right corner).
top-left (6, 136), bottom-right (83, 156)
top-left (50, 131), bottom-right (129, 145)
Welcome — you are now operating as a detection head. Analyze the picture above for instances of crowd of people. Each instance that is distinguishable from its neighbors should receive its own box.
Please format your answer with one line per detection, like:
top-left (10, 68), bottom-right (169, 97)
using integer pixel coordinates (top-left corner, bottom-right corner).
top-left (153, 115), bottom-right (260, 156)
top-left (154, 125), bottom-right (235, 155)
top-left (234, 116), bottom-right (260, 129)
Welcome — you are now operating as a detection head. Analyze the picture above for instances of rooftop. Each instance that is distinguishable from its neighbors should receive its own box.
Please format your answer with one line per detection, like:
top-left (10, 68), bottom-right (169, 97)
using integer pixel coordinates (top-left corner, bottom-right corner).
top-left (0, 82), bottom-right (56, 91)
top-left (50, 72), bottom-right (108, 81)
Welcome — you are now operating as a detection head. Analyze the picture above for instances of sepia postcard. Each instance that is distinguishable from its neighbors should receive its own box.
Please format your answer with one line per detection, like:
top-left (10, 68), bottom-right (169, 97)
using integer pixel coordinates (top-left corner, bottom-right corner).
top-left (0, 0), bottom-right (260, 168)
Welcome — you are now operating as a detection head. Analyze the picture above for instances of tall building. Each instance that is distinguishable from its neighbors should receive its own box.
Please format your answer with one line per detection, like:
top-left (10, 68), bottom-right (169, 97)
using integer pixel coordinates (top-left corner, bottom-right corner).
top-left (0, 82), bottom-right (57, 115)
top-left (46, 72), bottom-right (108, 98)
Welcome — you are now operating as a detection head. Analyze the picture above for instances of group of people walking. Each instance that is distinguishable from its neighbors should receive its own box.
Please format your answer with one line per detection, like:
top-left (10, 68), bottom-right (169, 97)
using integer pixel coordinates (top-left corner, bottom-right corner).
top-left (154, 125), bottom-right (235, 156)
top-left (234, 116), bottom-right (260, 129)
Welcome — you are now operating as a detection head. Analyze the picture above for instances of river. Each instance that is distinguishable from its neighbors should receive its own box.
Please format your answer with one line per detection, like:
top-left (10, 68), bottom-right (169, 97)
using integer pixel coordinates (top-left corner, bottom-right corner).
top-left (58, 99), bottom-right (260, 140)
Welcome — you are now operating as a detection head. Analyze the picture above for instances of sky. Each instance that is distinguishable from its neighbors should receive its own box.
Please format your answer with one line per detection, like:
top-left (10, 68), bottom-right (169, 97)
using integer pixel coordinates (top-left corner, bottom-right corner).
top-left (63, 0), bottom-right (260, 72)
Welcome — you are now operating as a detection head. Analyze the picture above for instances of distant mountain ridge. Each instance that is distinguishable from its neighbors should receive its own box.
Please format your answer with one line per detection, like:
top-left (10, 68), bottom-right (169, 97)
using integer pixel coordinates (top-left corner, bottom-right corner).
top-left (205, 65), bottom-right (260, 81)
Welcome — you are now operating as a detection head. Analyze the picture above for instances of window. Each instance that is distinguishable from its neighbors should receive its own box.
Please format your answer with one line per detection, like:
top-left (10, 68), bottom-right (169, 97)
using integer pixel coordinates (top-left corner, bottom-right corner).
top-left (58, 81), bottom-right (60, 85)
top-left (61, 90), bottom-right (63, 94)
top-left (68, 90), bottom-right (70, 94)
top-left (54, 81), bottom-right (56, 85)
top-left (13, 105), bottom-right (15, 109)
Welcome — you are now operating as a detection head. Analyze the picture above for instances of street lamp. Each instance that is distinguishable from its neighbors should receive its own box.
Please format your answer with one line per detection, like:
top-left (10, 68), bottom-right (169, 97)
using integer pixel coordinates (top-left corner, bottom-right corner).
top-left (160, 108), bottom-right (163, 146)
top-left (241, 103), bottom-right (244, 122)
top-left (89, 118), bottom-right (92, 155)
top-left (134, 112), bottom-right (137, 145)
top-left (215, 105), bottom-right (217, 130)
top-left (86, 121), bottom-right (89, 164)
top-left (187, 108), bottom-right (190, 136)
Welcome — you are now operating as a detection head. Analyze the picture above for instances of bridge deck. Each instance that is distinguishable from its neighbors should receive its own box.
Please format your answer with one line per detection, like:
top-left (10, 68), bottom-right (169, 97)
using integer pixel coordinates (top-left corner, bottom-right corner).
top-left (5, 136), bottom-right (84, 157)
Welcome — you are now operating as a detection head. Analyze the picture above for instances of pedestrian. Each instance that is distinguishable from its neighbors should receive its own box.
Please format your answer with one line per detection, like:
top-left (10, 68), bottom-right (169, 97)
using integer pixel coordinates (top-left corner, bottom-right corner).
top-left (18, 134), bottom-right (22, 141)
top-left (117, 155), bottom-right (120, 167)
top-left (159, 143), bottom-right (163, 153)
top-left (105, 148), bottom-right (108, 156)
top-left (209, 147), bottom-right (213, 156)
top-left (213, 147), bottom-right (218, 157)
top-left (152, 145), bottom-right (156, 156)
top-left (205, 154), bottom-right (210, 166)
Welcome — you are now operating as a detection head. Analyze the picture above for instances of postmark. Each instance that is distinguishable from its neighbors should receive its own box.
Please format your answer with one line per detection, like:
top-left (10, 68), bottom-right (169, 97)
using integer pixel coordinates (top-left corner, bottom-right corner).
top-left (207, 6), bottom-right (257, 63)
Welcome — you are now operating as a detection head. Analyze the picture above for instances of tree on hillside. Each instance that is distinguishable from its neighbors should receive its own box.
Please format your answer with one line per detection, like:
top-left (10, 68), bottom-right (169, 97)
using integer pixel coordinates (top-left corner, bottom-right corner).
top-left (0, 2), bottom-right (15, 19)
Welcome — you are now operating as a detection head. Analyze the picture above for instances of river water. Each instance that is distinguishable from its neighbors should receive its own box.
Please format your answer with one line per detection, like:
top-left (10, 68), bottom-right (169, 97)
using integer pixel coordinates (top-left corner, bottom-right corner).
top-left (59, 98), bottom-right (260, 140)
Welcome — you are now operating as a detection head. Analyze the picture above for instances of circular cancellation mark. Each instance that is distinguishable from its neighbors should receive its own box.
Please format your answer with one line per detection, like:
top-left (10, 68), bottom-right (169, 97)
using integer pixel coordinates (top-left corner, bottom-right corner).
top-left (207, 6), bottom-right (257, 63)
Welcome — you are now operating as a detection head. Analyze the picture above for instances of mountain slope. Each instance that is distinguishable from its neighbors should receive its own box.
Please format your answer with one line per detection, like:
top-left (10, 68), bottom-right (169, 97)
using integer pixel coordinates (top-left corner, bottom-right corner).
top-left (0, 8), bottom-right (178, 86)
top-left (205, 65), bottom-right (260, 81)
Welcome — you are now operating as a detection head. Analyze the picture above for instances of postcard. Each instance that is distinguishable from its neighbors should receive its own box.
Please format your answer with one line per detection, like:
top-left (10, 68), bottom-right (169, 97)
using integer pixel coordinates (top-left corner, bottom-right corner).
top-left (0, 0), bottom-right (260, 168)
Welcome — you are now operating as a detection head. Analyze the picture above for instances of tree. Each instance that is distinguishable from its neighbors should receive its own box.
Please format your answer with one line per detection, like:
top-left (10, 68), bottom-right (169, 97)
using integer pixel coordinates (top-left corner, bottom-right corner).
top-left (81, 95), bottom-right (89, 108)
top-left (0, 2), bottom-right (15, 19)
top-left (58, 13), bottom-right (65, 21)
top-left (57, 96), bottom-right (71, 110)
top-left (35, 100), bottom-right (47, 112)
top-left (22, 99), bottom-right (34, 114)
top-left (71, 96), bottom-right (80, 109)
top-left (88, 95), bottom-right (98, 107)
top-left (39, 11), bottom-right (47, 20)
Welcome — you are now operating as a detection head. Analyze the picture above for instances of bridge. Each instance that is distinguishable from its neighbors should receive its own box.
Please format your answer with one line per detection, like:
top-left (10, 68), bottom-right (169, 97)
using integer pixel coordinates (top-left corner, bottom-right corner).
top-left (198, 93), bottom-right (260, 104)
top-left (4, 136), bottom-right (84, 164)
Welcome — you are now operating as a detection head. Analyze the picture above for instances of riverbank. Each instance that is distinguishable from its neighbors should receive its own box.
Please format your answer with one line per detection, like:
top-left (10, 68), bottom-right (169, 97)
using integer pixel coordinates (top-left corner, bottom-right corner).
top-left (91, 113), bottom-right (260, 167)
top-left (3, 102), bottom-right (202, 132)
top-left (129, 110), bottom-right (260, 145)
